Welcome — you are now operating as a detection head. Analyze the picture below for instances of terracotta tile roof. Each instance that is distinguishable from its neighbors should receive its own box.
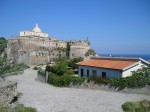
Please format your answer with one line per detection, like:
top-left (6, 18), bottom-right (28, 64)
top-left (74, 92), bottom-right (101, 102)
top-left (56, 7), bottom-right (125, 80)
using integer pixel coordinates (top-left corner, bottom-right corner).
top-left (76, 58), bottom-right (138, 70)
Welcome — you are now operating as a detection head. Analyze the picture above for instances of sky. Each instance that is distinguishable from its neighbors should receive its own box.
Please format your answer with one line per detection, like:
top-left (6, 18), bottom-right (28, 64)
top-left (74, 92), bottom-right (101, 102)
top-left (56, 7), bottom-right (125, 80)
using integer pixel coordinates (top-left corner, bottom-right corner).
top-left (0, 0), bottom-right (150, 54)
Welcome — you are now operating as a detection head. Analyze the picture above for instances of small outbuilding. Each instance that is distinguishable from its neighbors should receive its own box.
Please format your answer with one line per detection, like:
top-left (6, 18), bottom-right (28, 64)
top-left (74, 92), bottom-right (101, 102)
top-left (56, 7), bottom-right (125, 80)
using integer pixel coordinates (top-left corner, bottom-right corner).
top-left (76, 57), bottom-right (149, 78)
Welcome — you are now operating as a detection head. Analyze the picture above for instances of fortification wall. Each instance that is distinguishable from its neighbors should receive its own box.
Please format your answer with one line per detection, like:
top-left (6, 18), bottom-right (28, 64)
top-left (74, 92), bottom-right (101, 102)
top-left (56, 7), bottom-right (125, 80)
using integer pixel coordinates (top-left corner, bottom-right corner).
top-left (69, 40), bottom-right (90, 59)
top-left (7, 37), bottom-right (91, 65)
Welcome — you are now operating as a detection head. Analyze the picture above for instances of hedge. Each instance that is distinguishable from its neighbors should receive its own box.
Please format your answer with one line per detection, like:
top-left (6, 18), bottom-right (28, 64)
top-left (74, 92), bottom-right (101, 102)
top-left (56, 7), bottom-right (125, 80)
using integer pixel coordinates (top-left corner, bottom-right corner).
top-left (48, 73), bottom-right (85, 87)
top-left (87, 75), bottom-right (150, 90)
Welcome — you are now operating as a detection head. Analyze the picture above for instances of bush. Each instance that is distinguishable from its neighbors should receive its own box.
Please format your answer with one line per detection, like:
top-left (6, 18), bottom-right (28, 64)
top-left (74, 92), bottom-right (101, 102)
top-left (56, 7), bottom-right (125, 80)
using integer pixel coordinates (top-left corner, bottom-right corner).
top-left (68, 57), bottom-right (83, 69)
top-left (33, 66), bottom-right (41, 70)
top-left (64, 70), bottom-right (75, 75)
top-left (0, 104), bottom-right (36, 112)
top-left (87, 77), bottom-right (109, 85)
top-left (84, 49), bottom-right (96, 57)
top-left (86, 66), bottom-right (150, 90)
top-left (109, 75), bottom-right (150, 90)
top-left (122, 100), bottom-right (150, 112)
top-left (86, 72), bottom-right (150, 90)
top-left (48, 73), bottom-right (85, 87)
top-left (0, 63), bottom-right (28, 74)
top-left (46, 59), bottom-right (68, 76)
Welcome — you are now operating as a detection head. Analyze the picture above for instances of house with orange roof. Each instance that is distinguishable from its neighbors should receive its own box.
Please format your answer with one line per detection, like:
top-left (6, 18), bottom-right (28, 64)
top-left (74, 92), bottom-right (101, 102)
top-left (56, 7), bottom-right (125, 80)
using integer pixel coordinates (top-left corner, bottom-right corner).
top-left (76, 57), bottom-right (149, 78)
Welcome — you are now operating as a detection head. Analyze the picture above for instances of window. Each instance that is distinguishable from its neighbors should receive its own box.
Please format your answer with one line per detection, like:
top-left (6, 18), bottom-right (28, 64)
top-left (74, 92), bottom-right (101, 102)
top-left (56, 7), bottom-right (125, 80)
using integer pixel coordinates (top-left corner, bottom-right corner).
top-left (92, 70), bottom-right (97, 77)
top-left (87, 70), bottom-right (89, 77)
top-left (102, 72), bottom-right (106, 78)
top-left (81, 69), bottom-right (84, 77)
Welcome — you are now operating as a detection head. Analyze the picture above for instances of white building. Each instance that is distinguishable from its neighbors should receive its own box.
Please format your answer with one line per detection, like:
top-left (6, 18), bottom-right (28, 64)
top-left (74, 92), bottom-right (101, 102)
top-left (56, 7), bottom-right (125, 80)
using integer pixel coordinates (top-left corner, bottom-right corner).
top-left (76, 57), bottom-right (149, 78)
top-left (20, 24), bottom-right (48, 38)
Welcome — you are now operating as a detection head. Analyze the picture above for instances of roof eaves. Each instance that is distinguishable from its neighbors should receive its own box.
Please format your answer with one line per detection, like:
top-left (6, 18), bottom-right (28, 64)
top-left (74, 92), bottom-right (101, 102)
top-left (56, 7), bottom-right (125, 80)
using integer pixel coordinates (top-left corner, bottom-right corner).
top-left (139, 58), bottom-right (150, 65)
top-left (123, 62), bottom-right (139, 71)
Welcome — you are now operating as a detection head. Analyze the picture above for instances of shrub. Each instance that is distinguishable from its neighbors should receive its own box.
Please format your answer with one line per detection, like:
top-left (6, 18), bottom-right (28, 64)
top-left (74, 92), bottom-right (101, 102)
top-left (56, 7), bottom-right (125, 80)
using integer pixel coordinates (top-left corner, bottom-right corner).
top-left (64, 70), bottom-right (75, 75)
top-left (86, 72), bottom-right (150, 90)
top-left (0, 63), bottom-right (28, 74)
top-left (68, 57), bottom-right (83, 69)
top-left (109, 75), bottom-right (150, 90)
top-left (122, 100), bottom-right (150, 112)
top-left (0, 104), bottom-right (36, 112)
top-left (87, 77), bottom-right (109, 85)
top-left (33, 66), bottom-right (41, 70)
top-left (48, 73), bottom-right (85, 87)
top-left (33, 66), bottom-right (38, 70)
top-left (84, 49), bottom-right (96, 57)
top-left (46, 59), bottom-right (68, 76)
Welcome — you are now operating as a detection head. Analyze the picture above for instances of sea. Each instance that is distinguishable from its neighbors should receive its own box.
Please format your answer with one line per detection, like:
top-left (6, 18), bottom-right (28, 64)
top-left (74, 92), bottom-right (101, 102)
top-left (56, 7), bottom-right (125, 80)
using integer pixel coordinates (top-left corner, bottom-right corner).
top-left (99, 54), bottom-right (150, 61)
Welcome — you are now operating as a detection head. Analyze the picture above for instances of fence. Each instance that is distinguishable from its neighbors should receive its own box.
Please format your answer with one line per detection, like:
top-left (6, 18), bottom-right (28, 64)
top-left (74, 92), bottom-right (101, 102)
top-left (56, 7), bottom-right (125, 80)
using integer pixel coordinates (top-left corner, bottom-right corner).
top-left (37, 70), bottom-right (48, 83)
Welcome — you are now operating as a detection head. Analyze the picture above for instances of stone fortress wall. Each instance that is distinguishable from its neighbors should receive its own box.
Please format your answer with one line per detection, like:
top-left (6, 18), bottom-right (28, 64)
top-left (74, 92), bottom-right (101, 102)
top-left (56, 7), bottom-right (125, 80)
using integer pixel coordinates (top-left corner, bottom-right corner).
top-left (69, 40), bottom-right (90, 59)
top-left (7, 24), bottom-right (93, 65)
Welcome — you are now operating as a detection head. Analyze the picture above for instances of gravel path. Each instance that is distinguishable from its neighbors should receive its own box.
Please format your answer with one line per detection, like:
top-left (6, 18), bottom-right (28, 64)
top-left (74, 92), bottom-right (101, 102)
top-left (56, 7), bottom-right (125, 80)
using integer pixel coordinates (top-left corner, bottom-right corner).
top-left (6, 68), bottom-right (150, 112)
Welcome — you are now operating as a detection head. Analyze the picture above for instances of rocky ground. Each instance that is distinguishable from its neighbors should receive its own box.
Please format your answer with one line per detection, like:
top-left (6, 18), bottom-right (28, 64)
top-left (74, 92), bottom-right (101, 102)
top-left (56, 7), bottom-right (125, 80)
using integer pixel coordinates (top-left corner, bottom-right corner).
top-left (6, 68), bottom-right (150, 112)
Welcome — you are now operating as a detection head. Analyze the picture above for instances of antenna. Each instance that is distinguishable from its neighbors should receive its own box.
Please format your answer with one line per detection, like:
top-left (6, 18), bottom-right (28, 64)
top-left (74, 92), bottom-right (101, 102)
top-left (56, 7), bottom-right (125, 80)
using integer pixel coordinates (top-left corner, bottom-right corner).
top-left (87, 36), bottom-right (89, 41)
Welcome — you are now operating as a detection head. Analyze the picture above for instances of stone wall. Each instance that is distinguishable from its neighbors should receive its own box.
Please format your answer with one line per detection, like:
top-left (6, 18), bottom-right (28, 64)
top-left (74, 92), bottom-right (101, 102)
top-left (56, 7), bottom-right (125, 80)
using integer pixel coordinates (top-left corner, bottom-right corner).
top-left (0, 79), bottom-right (17, 106)
top-left (69, 40), bottom-right (90, 59)
top-left (7, 36), bottom-right (92, 65)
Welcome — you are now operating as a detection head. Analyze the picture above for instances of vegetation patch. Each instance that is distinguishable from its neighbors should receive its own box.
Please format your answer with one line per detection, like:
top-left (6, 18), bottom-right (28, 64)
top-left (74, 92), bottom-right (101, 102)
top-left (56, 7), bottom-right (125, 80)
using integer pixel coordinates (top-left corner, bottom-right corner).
top-left (0, 104), bottom-right (36, 112)
top-left (48, 73), bottom-right (85, 87)
top-left (109, 66), bottom-right (150, 90)
top-left (85, 49), bottom-right (96, 57)
top-left (0, 63), bottom-right (28, 74)
top-left (64, 69), bottom-right (75, 75)
top-left (68, 57), bottom-right (83, 69)
top-left (33, 66), bottom-right (42, 70)
top-left (0, 37), bottom-right (7, 55)
top-left (122, 100), bottom-right (150, 112)
top-left (46, 57), bottom-right (86, 87)
top-left (45, 57), bottom-right (83, 76)
top-left (87, 77), bottom-right (110, 85)
top-left (109, 75), bottom-right (150, 90)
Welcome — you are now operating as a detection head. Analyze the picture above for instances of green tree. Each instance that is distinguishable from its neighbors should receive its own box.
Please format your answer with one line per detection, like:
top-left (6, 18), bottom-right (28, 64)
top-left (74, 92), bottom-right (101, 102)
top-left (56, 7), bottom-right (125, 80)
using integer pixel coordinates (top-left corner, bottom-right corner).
top-left (55, 59), bottom-right (68, 75)
top-left (46, 59), bottom-right (68, 75)
top-left (68, 57), bottom-right (83, 69)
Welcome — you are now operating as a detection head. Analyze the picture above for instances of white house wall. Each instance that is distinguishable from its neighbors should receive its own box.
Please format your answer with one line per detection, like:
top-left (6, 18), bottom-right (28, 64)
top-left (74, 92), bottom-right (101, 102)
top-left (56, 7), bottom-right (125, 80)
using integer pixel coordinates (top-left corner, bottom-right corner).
top-left (20, 31), bottom-right (48, 37)
top-left (122, 61), bottom-right (148, 77)
top-left (78, 66), bottom-right (122, 78)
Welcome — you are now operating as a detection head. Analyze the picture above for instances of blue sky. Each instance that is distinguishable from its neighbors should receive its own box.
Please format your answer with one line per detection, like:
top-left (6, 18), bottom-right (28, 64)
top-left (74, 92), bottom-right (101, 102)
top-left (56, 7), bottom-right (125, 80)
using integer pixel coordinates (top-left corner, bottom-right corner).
top-left (0, 0), bottom-right (150, 54)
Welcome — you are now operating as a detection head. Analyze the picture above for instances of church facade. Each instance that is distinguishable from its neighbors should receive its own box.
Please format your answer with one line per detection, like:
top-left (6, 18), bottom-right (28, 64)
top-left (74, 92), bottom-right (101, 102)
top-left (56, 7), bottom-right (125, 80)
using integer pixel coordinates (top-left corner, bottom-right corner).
top-left (7, 24), bottom-right (94, 65)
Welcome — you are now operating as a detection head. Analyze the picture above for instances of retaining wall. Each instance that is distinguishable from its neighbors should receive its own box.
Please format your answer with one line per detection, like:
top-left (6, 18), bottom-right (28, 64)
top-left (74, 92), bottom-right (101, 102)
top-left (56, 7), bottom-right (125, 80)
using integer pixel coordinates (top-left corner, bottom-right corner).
top-left (0, 80), bottom-right (17, 106)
